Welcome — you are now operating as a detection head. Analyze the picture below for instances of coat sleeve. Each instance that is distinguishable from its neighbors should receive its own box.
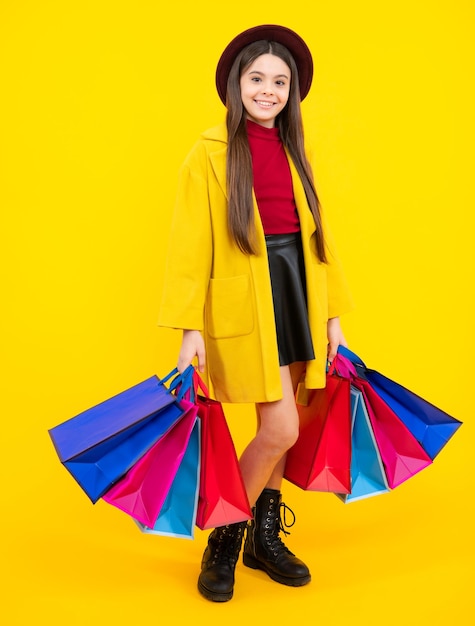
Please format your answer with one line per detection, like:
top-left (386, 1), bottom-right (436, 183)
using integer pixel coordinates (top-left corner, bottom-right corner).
top-left (322, 210), bottom-right (354, 319)
top-left (305, 145), bottom-right (354, 319)
top-left (157, 142), bottom-right (213, 331)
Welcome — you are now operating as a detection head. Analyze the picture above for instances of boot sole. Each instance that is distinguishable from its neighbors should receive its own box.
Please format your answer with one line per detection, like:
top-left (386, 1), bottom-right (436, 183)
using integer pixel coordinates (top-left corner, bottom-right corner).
top-left (242, 553), bottom-right (311, 587)
top-left (197, 580), bottom-right (233, 602)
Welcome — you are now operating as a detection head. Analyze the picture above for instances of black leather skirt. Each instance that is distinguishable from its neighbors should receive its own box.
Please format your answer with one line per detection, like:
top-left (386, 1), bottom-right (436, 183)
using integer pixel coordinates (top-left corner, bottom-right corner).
top-left (265, 232), bottom-right (315, 366)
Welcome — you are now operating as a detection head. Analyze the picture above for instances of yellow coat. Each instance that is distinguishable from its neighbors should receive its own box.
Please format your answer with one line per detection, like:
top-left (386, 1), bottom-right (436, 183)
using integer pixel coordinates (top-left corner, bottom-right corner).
top-left (158, 123), bottom-right (353, 403)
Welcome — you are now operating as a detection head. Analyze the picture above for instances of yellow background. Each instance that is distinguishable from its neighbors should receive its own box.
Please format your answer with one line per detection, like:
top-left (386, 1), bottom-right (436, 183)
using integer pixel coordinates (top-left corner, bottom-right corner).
top-left (1, 1), bottom-right (473, 624)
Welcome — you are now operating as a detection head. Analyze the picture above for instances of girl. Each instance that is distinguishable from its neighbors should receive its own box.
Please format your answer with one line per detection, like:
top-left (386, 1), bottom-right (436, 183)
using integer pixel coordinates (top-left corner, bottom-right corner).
top-left (158, 24), bottom-right (353, 602)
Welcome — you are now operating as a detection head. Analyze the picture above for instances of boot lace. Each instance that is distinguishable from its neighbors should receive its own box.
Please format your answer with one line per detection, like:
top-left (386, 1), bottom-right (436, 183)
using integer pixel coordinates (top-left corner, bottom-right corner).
top-left (278, 502), bottom-right (296, 536)
top-left (209, 524), bottom-right (244, 566)
top-left (264, 502), bottom-right (296, 557)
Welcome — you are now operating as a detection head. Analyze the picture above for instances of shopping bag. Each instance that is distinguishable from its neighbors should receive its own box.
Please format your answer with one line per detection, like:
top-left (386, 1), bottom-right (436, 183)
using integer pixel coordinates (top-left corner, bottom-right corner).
top-left (193, 373), bottom-right (252, 530)
top-left (331, 354), bottom-right (432, 489)
top-left (102, 399), bottom-right (199, 527)
top-left (337, 346), bottom-right (462, 459)
top-left (336, 387), bottom-right (390, 502)
top-left (134, 417), bottom-right (201, 539)
top-left (359, 382), bottom-right (432, 488)
top-left (48, 368), bottom-right (190, 502)
top-left (284, 374), bottom-right (352, 493)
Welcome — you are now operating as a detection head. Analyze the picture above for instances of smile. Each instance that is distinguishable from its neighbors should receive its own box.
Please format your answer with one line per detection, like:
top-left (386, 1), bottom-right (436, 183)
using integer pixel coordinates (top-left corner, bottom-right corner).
top-left (254, 100), bottom-right (275, 108)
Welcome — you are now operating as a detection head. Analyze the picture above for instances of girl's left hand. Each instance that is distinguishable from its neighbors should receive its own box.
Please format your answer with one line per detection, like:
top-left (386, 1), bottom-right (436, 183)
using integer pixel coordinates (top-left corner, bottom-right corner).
top-left (327, 317), bottom-right (348, 363)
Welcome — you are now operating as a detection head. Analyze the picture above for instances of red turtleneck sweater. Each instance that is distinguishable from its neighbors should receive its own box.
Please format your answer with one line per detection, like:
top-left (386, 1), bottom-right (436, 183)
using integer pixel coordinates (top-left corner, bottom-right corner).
top-left (246, 120), bottom-right (300, 235)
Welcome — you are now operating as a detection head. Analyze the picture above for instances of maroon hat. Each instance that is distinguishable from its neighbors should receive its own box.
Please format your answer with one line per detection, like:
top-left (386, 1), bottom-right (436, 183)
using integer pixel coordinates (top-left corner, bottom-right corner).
top-left (215, 24), bottom-right (313, 105)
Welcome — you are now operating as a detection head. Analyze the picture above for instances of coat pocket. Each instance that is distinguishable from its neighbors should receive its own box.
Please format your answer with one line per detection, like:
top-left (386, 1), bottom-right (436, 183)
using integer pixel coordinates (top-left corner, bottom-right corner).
top-left (206, 275), bottom-right (254, 339)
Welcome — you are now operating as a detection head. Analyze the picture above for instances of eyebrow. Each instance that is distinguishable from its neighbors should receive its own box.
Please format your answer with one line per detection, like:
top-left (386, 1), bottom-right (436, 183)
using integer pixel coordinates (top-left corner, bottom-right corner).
top-left (247, 70), bottom-right (290, 79)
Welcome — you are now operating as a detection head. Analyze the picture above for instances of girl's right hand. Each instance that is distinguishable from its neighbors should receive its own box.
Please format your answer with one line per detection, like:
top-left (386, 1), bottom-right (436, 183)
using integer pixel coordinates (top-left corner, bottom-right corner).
top-left (177, 329), bottom-right (206, 373)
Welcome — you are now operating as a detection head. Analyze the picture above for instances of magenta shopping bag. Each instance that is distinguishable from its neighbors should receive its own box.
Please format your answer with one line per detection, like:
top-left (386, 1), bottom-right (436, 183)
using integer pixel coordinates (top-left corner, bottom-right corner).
top-left (103, 400), bottom-right (199, 527)
top-left (134, 418), bottom-right (201, 539)
top-left (331, 354), bottom-right (432, 489)
top-left (338, 346), bottom-right (462, 459)
top-left (358, 382), bottom-right (432, 488)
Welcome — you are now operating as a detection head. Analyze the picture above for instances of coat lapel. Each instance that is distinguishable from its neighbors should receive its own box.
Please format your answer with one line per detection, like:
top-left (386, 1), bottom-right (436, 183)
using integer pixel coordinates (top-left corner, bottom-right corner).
top-left (207, 128), bottom-right (317, 254)
top-left (203, 124), bottom-right (228, 199)
top-left (209, 148), bottom-right (228, 199)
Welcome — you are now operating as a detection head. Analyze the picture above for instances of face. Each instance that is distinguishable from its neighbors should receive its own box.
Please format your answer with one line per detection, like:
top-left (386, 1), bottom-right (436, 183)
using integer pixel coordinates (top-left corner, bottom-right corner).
top-left (239, 53), bottom-right (291, 128)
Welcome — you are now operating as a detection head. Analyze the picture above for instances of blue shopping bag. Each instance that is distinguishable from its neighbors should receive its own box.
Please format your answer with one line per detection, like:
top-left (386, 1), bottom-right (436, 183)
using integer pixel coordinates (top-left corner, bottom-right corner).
top-left (135, 417), bottom-right (201, 539)
top-left (337, 346), bottom-right (462, 459)
top-left (48, 368), bottom-right (193, 503)
top-left (337, 387), bottom-right (389, 503)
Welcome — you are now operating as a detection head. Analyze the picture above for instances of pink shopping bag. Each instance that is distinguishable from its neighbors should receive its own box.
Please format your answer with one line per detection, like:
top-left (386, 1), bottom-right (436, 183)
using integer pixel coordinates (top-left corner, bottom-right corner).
top-left (358, 382), bottom-right (432, 488)
top-left (103, 400), bottom-right (199, 527)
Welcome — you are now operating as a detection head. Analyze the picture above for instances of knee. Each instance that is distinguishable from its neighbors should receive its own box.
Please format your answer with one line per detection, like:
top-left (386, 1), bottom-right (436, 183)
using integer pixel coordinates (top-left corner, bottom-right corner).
top-left (259, 421), bottom-right (299, 456)
top-left (281, 422), bottom-right (299, 451)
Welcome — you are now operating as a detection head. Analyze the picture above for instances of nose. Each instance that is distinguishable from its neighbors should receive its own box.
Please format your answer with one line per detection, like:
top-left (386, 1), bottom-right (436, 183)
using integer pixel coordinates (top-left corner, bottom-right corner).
top-left (261, 82), bottom-right (274, 95)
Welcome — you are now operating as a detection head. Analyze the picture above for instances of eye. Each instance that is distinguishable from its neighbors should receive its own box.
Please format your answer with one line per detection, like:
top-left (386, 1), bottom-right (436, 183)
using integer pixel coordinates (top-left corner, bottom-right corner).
top-left (251, 77), bottom-right (261, 82)
top-left (276, 80), bottom-right (286, 86)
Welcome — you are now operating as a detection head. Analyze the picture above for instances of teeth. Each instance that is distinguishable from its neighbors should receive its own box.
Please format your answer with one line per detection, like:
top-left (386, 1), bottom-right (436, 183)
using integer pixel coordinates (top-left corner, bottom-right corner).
top-left (255, 101), bottom-right (274, 107)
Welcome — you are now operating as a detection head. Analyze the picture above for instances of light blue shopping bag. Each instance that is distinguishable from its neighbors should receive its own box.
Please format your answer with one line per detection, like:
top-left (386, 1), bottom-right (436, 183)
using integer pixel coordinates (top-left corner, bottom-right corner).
top-left (337, 387), bottom-right (389, 503)
top-left (135, 417), bottom-right (201, 539)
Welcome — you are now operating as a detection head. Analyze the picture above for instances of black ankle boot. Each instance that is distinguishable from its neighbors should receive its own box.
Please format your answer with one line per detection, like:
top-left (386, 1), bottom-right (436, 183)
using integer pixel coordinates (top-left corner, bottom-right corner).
top-left (197, 522), bottom-right (246, 602)
top-left (243, 488), bottom-right (311, 586)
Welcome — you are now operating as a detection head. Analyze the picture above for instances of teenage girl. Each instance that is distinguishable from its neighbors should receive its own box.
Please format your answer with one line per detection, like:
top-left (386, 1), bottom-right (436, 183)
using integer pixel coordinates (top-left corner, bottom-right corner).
top-left (158, 24), bottom-right (353, 602)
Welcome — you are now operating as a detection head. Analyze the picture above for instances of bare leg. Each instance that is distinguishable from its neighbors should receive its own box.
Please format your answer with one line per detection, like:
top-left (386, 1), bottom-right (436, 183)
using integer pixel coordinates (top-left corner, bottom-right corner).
top-left (239, 362), bottom-right (306, 506)
top-left (198, 364), bottom-right (309, 601)
top-left (241, 361), bottom-right (311, 586)
top-left (263, 361), bottom-right (306, 490)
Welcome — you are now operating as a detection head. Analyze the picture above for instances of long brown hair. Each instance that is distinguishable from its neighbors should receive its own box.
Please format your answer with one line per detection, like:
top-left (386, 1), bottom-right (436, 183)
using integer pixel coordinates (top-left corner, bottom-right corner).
top-left (225, 40), bottom-right (327, 262)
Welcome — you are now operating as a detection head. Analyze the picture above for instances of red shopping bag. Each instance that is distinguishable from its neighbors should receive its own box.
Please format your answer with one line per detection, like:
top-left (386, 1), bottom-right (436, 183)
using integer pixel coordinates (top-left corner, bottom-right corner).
top-left (284, 374), bottom-right (352, 493)
top-left (193, 374), bottom-right (252, 530)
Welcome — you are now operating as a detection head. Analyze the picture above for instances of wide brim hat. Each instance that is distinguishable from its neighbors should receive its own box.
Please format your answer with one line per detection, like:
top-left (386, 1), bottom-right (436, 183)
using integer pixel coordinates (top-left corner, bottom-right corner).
top-left (216, 24), bottom-right (313, 105)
